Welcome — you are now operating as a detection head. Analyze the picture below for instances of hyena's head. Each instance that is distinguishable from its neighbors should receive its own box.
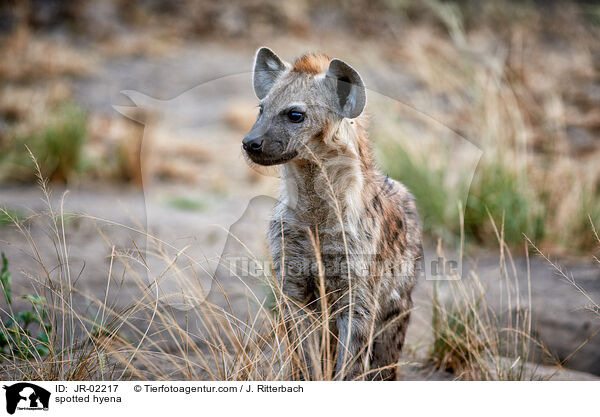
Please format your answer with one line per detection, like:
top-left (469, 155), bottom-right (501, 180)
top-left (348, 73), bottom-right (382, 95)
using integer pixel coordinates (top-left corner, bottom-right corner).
top-left (242, 47), bottom-right (366, 166)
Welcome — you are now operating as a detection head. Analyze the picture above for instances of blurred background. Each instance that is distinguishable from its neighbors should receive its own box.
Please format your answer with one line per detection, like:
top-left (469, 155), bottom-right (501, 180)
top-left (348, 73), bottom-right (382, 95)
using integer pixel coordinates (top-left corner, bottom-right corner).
top-left (0, 0), bottom-right (599, 379)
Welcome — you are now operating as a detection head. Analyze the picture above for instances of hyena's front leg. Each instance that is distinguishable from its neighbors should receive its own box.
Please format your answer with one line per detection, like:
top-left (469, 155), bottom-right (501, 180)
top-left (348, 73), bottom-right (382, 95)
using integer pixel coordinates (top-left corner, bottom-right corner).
top-left (277, 265), bottom-right (321, 380)
top-left (328, 255), bottom-right (375, 380)
top-left (283, 300), bottom-right (322, 380)
top-left (334, 306), bottom-right (373, 380)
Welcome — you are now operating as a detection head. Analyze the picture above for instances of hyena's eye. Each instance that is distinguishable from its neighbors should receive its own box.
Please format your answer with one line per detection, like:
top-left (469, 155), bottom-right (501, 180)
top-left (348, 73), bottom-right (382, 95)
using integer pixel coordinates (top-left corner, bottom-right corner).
top-left (287, 110), bottom-right (305, 123)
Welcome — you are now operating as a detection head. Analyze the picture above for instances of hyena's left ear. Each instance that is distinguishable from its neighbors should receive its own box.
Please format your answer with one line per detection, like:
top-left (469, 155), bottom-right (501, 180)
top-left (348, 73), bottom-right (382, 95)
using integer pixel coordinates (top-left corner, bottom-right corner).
top-left (325, 59), bottom-right (366, 119)
top-left (253, 47), bottom-right (288, 99)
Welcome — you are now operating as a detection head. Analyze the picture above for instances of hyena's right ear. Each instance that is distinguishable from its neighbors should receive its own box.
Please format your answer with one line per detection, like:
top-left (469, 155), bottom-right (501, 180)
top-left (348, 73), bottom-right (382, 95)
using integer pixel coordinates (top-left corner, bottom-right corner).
top-left (253, 47), bottom-right (288, 99)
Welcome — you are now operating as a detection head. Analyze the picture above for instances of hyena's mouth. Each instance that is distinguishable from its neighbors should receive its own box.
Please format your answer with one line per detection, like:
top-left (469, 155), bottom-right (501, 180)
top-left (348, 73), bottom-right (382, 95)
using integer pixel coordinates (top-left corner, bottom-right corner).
top-left (247, 150), bottom-right (298, 166)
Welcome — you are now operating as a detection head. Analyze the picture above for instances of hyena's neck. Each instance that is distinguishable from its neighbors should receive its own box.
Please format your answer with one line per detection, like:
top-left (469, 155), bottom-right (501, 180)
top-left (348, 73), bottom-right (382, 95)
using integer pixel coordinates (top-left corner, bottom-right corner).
top-left (280, 118), bottom-right (376, 230)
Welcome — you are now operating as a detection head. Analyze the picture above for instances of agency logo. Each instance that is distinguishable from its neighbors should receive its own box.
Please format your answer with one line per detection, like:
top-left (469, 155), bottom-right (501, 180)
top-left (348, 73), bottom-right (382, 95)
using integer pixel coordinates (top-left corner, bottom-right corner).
top-left (3, 383), bottom-right (50, 415)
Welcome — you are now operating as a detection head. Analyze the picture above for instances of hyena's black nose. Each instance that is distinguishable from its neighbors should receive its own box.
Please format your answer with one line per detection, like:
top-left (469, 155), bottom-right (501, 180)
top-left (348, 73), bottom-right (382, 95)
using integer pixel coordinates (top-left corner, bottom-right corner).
top-left (242, 136), bottom-right (264, 153)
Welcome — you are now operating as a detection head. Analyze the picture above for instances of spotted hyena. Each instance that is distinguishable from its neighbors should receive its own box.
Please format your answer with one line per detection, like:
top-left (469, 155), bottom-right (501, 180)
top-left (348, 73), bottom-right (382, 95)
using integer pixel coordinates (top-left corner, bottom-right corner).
top-left (242, 47), bottom-right (423, 380)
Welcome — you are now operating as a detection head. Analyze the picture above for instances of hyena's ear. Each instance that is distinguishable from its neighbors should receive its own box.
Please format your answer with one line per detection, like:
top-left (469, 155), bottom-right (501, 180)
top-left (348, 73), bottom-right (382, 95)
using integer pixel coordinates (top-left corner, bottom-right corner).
top-left (325, 59), bottom-right (366, 119)
top-left (253, 47), bottom-right (288, 99)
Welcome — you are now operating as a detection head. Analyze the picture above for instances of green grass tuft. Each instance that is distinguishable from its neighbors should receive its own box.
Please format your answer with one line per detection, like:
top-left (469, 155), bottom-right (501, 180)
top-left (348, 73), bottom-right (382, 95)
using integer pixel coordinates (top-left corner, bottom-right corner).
top-left (465, 161), bottom-right (545, 246)
top-left (166, 196), bottom-right (207, 212)
top-left (1, 102), bottom-right (87, 183)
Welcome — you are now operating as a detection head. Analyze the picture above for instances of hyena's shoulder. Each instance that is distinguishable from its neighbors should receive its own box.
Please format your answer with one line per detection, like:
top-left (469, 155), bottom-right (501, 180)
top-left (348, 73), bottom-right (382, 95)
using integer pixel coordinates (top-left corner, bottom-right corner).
top-left (383, 175), bottom-right (420, 230)
top-left (368, 174), bottom-right (422, 259)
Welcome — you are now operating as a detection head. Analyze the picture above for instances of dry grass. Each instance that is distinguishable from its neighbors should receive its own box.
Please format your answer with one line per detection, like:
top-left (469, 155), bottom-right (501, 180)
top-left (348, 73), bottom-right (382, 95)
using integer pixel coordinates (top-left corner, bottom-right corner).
top-left (1, 192), bottom-right (562, 381)
top-left (0, 154), bottom-right (361, 380)
top-left (427, 214), bottom-right (600, 380)
top-left (0, 27), bottom-right (93, 83)
top-left (428, 214), bottom-right (555, 380)
top-left (0, 152), bottom-right (564, 382)
top-left (376, 3), bottom-right (600, 254)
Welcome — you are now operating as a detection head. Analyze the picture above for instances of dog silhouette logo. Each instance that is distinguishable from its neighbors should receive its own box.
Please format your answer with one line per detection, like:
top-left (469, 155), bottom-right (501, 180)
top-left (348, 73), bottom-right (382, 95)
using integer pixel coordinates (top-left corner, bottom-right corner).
top-left (3, 383), bottom-right (50, 414)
